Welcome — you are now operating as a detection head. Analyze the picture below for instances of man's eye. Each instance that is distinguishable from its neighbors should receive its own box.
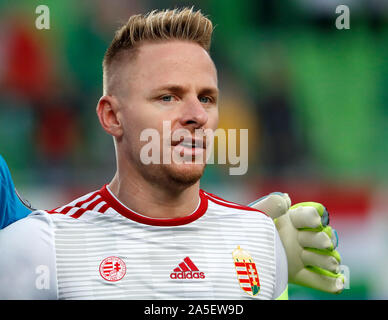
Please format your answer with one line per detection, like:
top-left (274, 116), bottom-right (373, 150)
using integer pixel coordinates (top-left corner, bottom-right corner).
top-left (199, 96), bottom-right (211, 103)
top-left (161, 95), bottom-right (174, 102)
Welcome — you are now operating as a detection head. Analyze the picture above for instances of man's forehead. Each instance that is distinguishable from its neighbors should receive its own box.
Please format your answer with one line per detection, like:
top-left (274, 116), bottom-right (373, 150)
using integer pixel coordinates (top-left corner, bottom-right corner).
top-left (125, 40), bottom-right (217, 85)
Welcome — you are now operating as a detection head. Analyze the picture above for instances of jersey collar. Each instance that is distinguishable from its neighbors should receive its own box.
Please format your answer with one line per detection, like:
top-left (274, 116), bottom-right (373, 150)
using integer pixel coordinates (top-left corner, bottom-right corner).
top-left (98, 184), bottom-right (208, 227)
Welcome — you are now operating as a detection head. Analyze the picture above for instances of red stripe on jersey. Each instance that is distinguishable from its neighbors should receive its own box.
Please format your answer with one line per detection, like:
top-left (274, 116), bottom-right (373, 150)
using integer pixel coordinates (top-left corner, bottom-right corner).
top-left (173, 267), bottom-right (181, 272)
top-left (49, 192), bottom-right (99, 215)
top-left (47, 192), bottom-right (106, 217)
top-left (59, 206), bottom-right (74, 214)
top-left (99, 203), bottom-right (110, 213)
top-left (70, 208), bottom-right (88, 219)
top-left (74, 192), bottom-right (100, 208)
top-left (85, 197), bottom-right (103, 211)
top-left (184, 257), bottom-right (199, 271)
top-left (71, 198), bottom-right (107, 218)
top-left (204, 192), bottom-right (268, 217)
top-left (47, 209), bottom-right (66, 215)
top-left (179, 262), bottom-right (190, 272)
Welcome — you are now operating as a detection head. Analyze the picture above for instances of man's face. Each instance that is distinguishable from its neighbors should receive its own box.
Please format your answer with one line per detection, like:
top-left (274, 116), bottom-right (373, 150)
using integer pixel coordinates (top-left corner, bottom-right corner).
top-left (114, 40), bottom-right (219, 188)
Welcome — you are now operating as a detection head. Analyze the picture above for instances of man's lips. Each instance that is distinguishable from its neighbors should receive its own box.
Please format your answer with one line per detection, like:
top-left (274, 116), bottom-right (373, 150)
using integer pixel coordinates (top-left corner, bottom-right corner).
top-left (171, 137), bottom-right (206, 149)
top-left (169, 137), bottom-right (207, 160)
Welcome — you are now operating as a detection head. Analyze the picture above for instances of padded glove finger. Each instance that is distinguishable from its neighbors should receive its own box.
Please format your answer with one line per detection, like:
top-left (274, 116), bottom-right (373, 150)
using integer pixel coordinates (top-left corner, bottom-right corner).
top-left (293, 268), bottom-right (345, 294)
top-left (289, 202), bottom-right (329, 230)
top-left (301, 249), bottom-right (341, 273)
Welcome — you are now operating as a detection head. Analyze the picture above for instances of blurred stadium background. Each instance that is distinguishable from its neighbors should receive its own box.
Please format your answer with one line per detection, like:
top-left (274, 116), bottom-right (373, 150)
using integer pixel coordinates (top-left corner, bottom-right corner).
top-left (0, 0), bottom-right (387, 299)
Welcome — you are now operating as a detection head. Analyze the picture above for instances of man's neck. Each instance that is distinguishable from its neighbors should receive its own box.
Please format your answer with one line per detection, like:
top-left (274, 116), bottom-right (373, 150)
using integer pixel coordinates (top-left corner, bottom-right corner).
top-left (108, 170), bottom-right (201, 219)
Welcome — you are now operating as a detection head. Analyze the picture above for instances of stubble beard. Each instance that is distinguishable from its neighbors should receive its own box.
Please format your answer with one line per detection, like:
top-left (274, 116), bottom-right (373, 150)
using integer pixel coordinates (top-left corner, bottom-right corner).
top-left (137, 161), bottom-right (206, 192)
top-left (161, 162), bottom-right (206, 188)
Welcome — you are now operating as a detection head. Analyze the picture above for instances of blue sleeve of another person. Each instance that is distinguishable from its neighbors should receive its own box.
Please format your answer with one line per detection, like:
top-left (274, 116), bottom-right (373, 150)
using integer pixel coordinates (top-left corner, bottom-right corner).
top-left (0, 155), bottom-right (32, 229)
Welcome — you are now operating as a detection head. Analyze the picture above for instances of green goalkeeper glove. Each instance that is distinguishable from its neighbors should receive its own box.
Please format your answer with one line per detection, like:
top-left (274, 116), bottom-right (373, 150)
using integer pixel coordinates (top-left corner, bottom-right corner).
top-left (249, 192), bottom-right (345, 294)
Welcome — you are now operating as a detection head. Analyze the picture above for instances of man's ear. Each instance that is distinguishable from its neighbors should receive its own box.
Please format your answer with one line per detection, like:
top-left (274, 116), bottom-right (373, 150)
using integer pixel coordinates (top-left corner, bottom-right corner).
top-left (96, 95), bottom-right (123, 138)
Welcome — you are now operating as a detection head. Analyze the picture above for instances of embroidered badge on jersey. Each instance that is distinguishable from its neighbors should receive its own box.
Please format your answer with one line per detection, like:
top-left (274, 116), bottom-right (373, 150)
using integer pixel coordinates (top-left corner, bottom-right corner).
top-left (170, 257), bottom-right (205, 279)
top-left (99, 256), bottom-right (126, 282)
top-left (232, 246), bottom-right (260, 296)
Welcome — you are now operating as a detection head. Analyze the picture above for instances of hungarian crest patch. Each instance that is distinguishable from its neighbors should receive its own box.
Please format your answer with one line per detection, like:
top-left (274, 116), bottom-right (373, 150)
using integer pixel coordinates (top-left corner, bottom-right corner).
top-left (232, 246), bottom-right (260, 296)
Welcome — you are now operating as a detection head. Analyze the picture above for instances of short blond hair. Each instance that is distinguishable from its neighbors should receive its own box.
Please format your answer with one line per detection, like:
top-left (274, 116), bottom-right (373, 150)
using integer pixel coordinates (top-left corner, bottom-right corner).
top-left (103, 7), bottom-right (214, 94)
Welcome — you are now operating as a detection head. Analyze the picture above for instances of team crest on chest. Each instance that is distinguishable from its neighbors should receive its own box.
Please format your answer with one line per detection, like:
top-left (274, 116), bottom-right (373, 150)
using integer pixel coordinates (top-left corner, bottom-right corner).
top-left (99, 256), bottom-right (126, 282)
top-left (232, 246), bottom-right (260, 296)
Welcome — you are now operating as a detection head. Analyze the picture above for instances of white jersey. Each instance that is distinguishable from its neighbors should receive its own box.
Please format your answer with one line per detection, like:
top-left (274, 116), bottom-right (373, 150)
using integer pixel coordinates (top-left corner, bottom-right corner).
top-left (0, 185), bottom-right (287, 300)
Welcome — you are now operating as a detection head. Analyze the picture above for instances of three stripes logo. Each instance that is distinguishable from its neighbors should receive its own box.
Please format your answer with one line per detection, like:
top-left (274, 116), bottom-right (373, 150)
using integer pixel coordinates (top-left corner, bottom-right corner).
top-left (232, 246), bottom-right (260, 296)
top-left (170, 257), bottom-right (205, 279)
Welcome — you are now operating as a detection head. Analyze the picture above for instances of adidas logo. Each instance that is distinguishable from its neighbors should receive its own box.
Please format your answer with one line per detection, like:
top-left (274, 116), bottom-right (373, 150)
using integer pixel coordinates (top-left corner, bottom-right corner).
top-left (170, 257), bottom-right (205, 279)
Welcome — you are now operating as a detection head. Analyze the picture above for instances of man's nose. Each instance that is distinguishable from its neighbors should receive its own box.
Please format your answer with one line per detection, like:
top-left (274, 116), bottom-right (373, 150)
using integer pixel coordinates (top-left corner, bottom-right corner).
top-left (179, 97), bottom-right (208, 130)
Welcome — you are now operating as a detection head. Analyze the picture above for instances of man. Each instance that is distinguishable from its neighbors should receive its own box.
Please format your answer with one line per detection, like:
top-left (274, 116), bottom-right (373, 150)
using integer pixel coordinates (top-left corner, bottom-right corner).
top-left (0, 8), bottom-right (343, 299)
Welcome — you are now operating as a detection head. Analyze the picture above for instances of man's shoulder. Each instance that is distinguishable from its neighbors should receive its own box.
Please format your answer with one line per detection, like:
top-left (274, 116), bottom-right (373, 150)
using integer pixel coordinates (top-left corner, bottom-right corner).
top-left (46, 188), bottom-right (110, 220)
top-left (201, 189), bottom-right (271, 220)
